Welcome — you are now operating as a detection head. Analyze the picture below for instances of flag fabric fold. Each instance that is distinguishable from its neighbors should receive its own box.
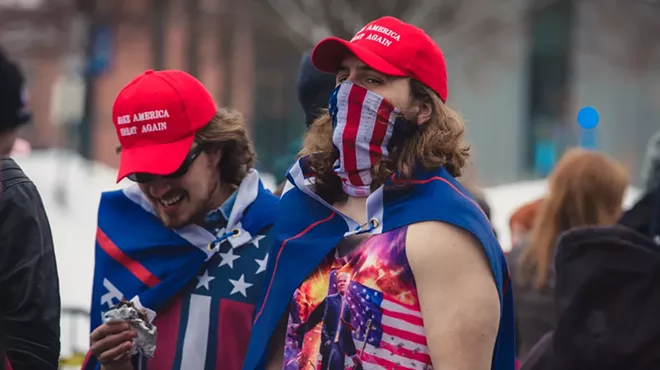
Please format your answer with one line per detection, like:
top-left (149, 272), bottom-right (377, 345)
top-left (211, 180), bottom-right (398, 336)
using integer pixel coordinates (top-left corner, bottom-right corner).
top-left (244, 156), bottom-right (515, 370)
top-left (83, 170), bottom-right (278, 370)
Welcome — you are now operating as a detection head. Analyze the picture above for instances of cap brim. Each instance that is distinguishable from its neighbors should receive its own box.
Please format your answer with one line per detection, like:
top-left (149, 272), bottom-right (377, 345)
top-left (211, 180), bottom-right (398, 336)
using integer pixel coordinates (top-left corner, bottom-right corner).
top-left (116, 135), bottom-right (195, 183)
top-left (311, 37), bottom-right (407, 77)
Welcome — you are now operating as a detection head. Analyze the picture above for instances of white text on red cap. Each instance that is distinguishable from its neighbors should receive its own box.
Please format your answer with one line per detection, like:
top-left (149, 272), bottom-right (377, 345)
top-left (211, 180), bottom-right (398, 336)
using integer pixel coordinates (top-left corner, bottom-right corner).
top-left (116, 109), bottom-right (170, 137)
top-left (350, 24), bottom-right (401, 48)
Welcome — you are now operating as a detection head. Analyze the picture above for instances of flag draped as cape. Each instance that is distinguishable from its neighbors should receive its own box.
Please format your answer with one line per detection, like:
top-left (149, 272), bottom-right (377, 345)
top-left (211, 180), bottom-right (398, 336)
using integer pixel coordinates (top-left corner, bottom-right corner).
top-left (82, 170), bottom-right (278, 370)
top-left (243, 157), bottom-right (516, 370)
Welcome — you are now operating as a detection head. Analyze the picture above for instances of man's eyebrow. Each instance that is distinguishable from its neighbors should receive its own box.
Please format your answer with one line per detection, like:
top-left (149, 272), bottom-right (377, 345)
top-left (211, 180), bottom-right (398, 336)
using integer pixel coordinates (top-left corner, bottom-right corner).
top-left (356, 64), bottom-right (377, 73)
top-left (337, 63), bottom-right (386, 77)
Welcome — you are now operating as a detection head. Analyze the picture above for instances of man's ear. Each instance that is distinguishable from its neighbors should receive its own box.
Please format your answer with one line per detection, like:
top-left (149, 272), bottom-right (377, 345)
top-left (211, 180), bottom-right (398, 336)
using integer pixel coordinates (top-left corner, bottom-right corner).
top-left (417, 100), bottom-right (432, 125)
top-left (207, 145), bottom-right (223, 167)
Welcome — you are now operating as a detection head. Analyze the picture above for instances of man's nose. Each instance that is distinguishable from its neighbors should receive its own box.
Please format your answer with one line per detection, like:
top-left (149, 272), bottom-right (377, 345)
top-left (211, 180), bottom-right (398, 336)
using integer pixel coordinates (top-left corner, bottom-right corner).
top-left (346, 75), bottom-right (361, 87)
top-left (148, 179), bottom-right (171, 198)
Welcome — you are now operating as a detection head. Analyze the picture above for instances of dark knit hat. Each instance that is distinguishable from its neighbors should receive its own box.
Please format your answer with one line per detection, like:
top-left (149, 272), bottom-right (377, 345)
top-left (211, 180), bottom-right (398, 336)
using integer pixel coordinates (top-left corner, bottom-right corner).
top-left (0, 48), bottom-right (31, 133)
top-left (296, 50), bottom-right (336, 128)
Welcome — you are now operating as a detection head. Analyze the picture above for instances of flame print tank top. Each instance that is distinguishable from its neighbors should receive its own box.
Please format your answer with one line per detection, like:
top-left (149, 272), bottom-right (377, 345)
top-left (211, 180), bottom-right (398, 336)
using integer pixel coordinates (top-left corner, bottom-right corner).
top-left (281, 225), bottom-right (434, 370)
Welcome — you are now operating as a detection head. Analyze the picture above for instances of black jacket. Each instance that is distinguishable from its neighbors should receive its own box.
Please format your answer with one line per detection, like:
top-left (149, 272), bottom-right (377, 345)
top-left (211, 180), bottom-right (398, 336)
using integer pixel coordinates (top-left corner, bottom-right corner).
top-left (0, 158), bottom-right (60, 369)
top-left (520, 225), bottom-right (660, 370)
top-left (619, 188), bottom-right (660, 238)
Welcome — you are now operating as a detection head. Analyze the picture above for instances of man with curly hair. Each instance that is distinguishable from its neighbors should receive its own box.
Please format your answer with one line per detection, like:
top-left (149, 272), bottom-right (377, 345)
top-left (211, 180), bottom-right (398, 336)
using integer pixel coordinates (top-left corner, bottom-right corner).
top-left (245, 16), bottom-right (515, 370)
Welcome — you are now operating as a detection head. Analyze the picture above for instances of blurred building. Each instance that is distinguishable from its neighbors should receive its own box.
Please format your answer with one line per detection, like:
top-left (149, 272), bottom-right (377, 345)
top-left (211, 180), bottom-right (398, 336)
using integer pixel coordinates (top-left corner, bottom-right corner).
top-left (0, 0), bottom-right (306, 176)
top-left (1, 0), bottom-right (658, 185)
top-left (438, 0), bottom-right (660, 185)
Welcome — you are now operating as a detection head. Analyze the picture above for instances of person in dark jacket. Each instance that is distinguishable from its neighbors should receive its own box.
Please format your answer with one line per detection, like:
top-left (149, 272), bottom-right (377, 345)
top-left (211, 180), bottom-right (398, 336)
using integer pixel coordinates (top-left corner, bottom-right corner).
top-left (619, 130), bottom-right (660, 239)
top-left (297, 49), bottom-right (337, 129)
top-left (520, 225), bottom-right (660, 370)
top-left (273, 50), bottom-right (336, 196)
top-left (509, 149), bottom-right (628, 359)
top-left (0, 48), bottom-right (61, 369)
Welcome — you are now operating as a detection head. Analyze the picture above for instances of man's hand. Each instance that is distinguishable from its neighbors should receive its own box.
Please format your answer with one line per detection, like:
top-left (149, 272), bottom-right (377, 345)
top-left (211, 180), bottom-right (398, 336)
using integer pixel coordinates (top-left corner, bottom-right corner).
top-left (90, 321), bottom-right (136, 370)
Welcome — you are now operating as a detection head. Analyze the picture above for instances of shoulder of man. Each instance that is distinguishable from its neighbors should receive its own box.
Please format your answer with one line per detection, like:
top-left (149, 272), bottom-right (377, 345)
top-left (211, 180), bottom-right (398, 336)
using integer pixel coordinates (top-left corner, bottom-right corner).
top-left (0, 157), bottom-right (32, 192)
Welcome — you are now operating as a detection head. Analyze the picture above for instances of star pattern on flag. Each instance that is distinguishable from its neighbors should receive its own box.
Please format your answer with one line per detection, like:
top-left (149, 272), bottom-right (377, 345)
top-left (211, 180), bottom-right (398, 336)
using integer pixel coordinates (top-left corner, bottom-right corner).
top-left (251, 234), bottom-right (266, 249)
top-left (196, 270), bottom-right (215, 291)
top-left (219, 247), bottom-right (240, 268)
top-left (255, 253), bottom-right (268, 274)
top-left (228, 274), bottom-right (253, 297)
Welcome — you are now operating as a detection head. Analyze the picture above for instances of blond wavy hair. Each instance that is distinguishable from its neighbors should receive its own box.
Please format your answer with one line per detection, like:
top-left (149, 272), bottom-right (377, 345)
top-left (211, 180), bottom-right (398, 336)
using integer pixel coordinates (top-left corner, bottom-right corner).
top-left (518, 148), bottom-right (629, 290)
top-left (300, 79), bottom-right (470, 203)
top-left (117, 108), bottom-right (255, 186)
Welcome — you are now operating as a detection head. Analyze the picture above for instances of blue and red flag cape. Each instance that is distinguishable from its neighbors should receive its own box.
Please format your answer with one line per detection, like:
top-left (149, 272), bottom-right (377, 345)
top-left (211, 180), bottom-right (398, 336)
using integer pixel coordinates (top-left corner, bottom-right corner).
top-left (82, 170), bottom-right (278, 370)
top-left (243, 157), bottom-right (516, 370)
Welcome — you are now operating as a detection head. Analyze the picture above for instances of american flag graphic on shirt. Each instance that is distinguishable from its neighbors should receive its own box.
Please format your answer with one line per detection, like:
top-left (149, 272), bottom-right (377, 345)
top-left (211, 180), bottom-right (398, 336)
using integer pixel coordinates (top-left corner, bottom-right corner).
top-left (283, 226), bottom-right (434, 370)
top-left (147, 233), bottom-right (270, 370)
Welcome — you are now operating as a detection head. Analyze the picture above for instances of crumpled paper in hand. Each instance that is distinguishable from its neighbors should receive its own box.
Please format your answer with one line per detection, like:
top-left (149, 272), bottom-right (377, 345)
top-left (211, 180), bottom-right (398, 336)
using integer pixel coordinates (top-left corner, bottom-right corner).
top-left (102, 303), bottom-right (158, 358)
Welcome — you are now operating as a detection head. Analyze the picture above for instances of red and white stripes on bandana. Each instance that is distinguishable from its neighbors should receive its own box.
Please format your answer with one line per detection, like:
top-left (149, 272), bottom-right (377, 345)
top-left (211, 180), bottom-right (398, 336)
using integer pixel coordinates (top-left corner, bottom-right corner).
top-left (330, 82), bottom-right (398, 197)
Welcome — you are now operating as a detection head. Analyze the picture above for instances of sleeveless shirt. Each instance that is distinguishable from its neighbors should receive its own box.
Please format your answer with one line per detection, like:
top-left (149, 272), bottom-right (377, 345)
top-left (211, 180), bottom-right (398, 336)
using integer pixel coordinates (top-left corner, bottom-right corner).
top-left (281, 226), bottom-right (434, 370)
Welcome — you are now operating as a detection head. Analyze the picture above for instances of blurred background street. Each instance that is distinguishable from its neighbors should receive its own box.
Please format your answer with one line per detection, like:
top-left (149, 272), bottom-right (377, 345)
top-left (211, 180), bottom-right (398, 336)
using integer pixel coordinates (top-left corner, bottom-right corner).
top-left (1, 0), bottom-right (659, 367)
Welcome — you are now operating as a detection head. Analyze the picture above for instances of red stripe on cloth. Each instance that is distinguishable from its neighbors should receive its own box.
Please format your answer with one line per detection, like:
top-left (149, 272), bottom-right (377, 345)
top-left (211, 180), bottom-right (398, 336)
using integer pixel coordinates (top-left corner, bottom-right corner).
top-left (4, 356), bottom-right (12, 370)
top-left (96, 227), bottom-right (160, 287)
top-left (80, 350), bottom-right (93, 370)
top-left (217, 300), bottom-right (255, 370)
top-left (147, 296), bottom-right (183, 370)
top-left (381, 307), bottom-right (424, 327)
top-left (369, 98), bottom-right (393, 164)
top-left (343, 85), bottom-right (368, 186)
top-left (358, 350), bottom-right (416, 370)
top-left (378, 339), bottom-right (432, 365)
top-left (396, 175), bottom-right (490, 221)
top-left (382, 323), bottom-right (428, 346)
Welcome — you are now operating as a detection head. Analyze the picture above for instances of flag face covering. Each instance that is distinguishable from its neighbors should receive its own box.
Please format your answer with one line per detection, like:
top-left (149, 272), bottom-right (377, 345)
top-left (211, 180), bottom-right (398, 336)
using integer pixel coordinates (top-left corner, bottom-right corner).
top-left (330, 81), bottom-right (399, 197)
top-left (82, 170), bottom-right (278, 370)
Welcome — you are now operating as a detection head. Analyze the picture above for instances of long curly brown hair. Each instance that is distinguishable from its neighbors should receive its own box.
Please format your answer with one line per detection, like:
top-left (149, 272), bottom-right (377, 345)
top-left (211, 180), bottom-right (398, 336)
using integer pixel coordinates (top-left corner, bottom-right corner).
top-left (195, 108), bottom-right (256, 187)
top-left (300, 79), bottom-right (470, 204)
top-left (518, 148), bottom-right (629, 290)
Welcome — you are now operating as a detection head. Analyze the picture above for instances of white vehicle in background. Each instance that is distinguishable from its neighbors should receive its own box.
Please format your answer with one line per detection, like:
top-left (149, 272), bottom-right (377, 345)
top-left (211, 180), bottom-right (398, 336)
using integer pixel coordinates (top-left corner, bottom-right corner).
top-left (483, 180), bottom-right (642, 253)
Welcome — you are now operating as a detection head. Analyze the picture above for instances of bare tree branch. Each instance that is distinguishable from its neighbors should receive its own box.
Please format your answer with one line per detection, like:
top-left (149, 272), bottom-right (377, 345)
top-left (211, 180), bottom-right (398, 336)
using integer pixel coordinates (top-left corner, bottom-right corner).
top-left (265, 0), bottom-right (660, 70)
top-left (328, 0), bottom-right (364, 35)
top-left (403, 0), bottom-right (452, 29)
top-left (266, 0), bottom-right (331, 44)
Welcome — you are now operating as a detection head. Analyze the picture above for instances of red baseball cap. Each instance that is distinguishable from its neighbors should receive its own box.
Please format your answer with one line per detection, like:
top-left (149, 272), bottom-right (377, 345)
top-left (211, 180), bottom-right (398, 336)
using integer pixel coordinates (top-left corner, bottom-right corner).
top-left (112, 69), bottom-right (216, 182)
top-left (312, 16), bottom-right (448, 102)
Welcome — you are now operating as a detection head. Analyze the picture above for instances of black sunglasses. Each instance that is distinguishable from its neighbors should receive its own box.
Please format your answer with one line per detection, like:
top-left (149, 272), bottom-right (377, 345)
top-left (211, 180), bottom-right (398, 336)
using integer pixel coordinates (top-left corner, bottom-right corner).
top-left (128, 144), bottom-right (207, 183)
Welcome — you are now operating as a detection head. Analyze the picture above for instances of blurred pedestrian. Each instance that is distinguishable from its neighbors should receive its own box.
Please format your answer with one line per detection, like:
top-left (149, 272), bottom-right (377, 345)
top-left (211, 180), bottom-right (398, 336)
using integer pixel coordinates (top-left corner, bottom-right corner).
top-left (85, 70), bottom-right (278, 370)
top-left (509, 198), bottom-right (544, 249)
top-left (521, 225), bottom-right (660, 370)
top-left (297, 50), bottom-right (336, 129)
top-left (273, 50), bottom-right (336, 197)
top-left (0, 48), bottom-right (61, 369)
top-left (0, 49), bottom-right (30, 156)
top-left (245, 16), bottom-right (514, 370)
top-left (508, 148), bottom-right (628, 358)
top-left (619, 130), bottom-right (660, 239)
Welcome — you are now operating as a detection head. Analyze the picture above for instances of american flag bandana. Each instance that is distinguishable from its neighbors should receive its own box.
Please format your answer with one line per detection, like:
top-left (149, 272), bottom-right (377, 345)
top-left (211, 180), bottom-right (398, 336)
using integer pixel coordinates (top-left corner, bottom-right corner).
top-left (82, 170), bottom-right (279, 370)
top-left (330, 81), bottom-right (398, 197)
top-left (244, 157), bottom-right (517, 370)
